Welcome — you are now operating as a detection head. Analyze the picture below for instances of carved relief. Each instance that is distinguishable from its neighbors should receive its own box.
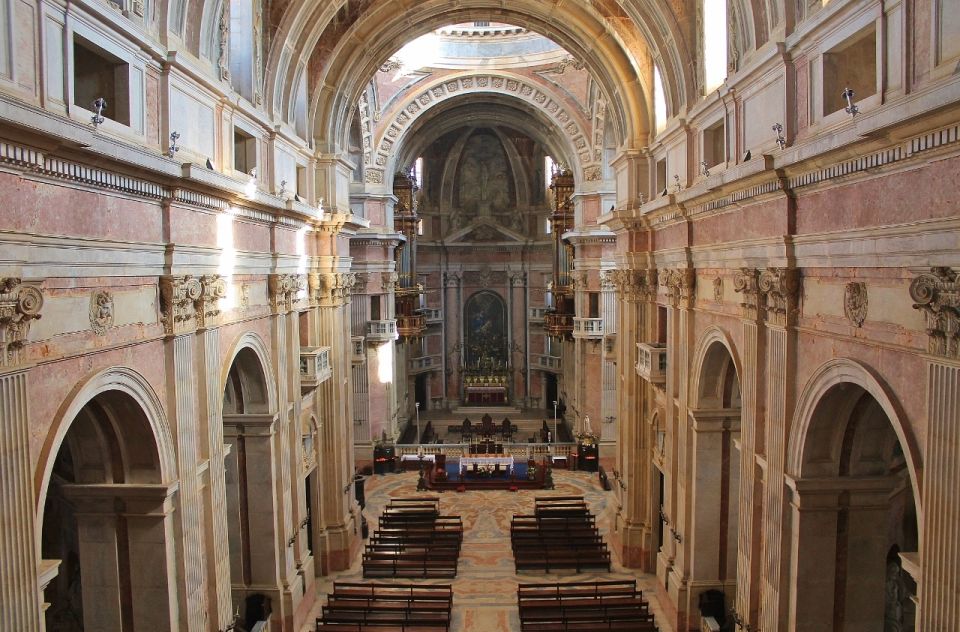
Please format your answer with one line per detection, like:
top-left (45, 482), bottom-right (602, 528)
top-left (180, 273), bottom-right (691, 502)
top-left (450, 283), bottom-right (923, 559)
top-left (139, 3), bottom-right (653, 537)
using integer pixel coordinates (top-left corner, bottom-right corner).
top-left (660, 268), bottom-right (696, 307)
top-left (844, 282), bottom-right (868, 328)
top-left (0, 278), bottom-right (44, 367)
top-left (443, 272), bottom-right (461, 288)
top-left (910, 267), bottom-right (960, 359)
top-left (89, 290), bottom-right (114, 336)
top-left (609, 269), bottom-right (656, 302)
top-left (381, 272), bottom-right (399, 292)
top-left (268, 274), bottom-right (304, 313)
top-left (713, 276), bottom-right (724, 304)
top-left (570, 270), bottom-right (587, 291)
top-left (196, 275), bottom-right (227, 328)
top-left (217, 0), bottom-right (230, 81)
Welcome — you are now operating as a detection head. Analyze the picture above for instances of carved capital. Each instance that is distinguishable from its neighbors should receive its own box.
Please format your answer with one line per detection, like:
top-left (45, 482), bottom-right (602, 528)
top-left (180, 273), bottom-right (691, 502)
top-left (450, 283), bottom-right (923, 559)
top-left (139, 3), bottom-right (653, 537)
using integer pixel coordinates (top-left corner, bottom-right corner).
top-left (0, 278), bottom-right (44, 367)
top-left (759, 268), bottom-right (801, 327)
top-left (609, 269), bottom-right (654, 302)
top-left (443, 272), bottom-right (461, 289)
top-left (910, 267), bottom-right (960, 359)
top-left (159, 275), bottom-right (202, 335)
top-left (570, 270), bottom-right (587, 291)
top-left (268, 274), bottom-right (305, 313)
top-left (660, 268), bottom-right (696, 308)
top-left (381, 272), bottom-right (399, 292)
top-left (510, 272), bottom-right (526, 288)
top-left (89, 290), bottom-right (114, 336)
top-left (844, 282), bottom-right (868, 328)
top-left (733, 268), bottom-right (760, 320)
top-left (196, 275), bottom-right (227, 329)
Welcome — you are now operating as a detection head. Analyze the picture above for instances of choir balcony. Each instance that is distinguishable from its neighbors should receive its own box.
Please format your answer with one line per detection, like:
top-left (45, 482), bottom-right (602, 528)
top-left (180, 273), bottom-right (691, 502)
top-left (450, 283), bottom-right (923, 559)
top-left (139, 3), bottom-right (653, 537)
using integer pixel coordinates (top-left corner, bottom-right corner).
top-left (410, 355), bottom-right (440, 374)
top-left (532, 353), bottom-right (562, 374)
top-left (396, 313), bottom-right (427, 338)
top-left (573, 317), bottom-right (604, 339)
top-left (300, 346), bottom-right (332, 393)
top-left (528, 306), bottom-right (550, 324)
top-left (351, 336), bottom-right (365, 364)
top-left (367, 320), bottom-right (398, 342)
top-left (423, 307), bottom-right (443, 324)
top-left (636, 342), bottom-right (667, 385)
top-left (543, 311), bottom-right (574, 337)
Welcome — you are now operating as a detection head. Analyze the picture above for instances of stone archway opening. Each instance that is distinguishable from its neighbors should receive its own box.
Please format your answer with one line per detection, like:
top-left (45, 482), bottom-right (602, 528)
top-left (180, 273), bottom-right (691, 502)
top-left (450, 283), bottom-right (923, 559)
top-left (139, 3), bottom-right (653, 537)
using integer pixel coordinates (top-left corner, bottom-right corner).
top-left (40, 389), bottom-right (173, 632)
top-left (684, 339), bottom-right (742, 620)
top-left (789, 383), bottom-right (919, 632)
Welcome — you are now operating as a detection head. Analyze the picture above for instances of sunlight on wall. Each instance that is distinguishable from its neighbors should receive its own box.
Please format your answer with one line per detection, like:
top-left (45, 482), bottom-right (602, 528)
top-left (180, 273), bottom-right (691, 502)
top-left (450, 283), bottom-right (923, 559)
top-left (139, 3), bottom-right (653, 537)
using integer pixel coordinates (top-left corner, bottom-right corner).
top-left (377, 342), bottom-right (394, 384)
top-left (218, 208), bottom-right (238, 309)
top-left (704, 0), bottom-right (728, 91)
top-left (654, 67), bottom-right (667, 133)
top-left (296, 225), bottom-right (309, 274)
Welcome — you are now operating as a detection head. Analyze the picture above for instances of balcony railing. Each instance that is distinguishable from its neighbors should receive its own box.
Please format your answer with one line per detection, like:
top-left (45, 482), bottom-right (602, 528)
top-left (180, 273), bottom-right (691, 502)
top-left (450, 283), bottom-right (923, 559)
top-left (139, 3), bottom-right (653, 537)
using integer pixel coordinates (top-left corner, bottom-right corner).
top-left (529, 306), bottom-right (550, 323)
top-left (573, 317), bottom-right (604, 339)
top-left (636, 342), bottom-right (667, 384)
top-left (410, 355), bottom-right (440, 374)
top-left (300, 346), bottom-right (332, 393)
top-left (396, 314), bottom-right (427, 338)
top-left (367, 320), bottom-right (398, 342)
top-left (423, 307), bottom-right (443, 323)
top-left (351, 336), bottom-right (365, 363)
top-left (532, 353), bottom-right (562, 373)
top-left (543, 312), bottom-right (574, 337)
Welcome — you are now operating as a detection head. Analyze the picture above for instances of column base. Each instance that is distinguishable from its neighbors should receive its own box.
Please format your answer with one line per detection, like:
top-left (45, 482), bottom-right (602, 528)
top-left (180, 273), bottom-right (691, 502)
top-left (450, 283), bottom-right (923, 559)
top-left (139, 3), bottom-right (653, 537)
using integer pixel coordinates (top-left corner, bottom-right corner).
top-left (613, 521), bottom-right (652, 569)
top-left (321, 523), bottom-right (360, 572)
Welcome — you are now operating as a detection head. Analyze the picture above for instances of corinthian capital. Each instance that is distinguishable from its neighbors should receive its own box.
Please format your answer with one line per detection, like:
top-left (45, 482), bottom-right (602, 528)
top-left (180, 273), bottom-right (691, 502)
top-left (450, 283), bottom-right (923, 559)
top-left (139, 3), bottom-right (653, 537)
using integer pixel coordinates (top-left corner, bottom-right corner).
top-left (0, 278), bottom-right (44, 367)
top-left (268, 274), bottom-right (305, 313)
top-left (910, 267), bottom-right (960, 359)
top-left (733, 268), bottom-right (760, 320)
top-left (759, 268), bottom-right (801, 327)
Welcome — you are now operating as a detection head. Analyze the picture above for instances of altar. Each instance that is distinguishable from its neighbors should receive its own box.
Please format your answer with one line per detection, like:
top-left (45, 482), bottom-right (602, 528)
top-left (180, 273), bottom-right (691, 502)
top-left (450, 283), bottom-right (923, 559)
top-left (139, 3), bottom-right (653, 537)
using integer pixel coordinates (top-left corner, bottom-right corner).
top-left (464, 385), bottom-right (508, 405)
top-left (459, 455), bottom-right (514, 476)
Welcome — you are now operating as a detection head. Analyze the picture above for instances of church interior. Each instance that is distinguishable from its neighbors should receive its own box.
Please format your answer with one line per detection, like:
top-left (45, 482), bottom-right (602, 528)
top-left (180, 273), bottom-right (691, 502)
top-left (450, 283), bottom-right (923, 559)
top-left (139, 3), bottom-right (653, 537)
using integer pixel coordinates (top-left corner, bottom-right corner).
top-left (0, 0), bottom-right (957, 630)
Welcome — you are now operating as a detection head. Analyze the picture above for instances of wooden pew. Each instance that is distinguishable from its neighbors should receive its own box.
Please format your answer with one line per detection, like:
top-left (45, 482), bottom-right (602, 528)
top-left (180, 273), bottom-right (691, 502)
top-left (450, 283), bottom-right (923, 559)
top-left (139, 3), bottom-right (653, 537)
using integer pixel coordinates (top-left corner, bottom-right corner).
top-left (517, 581), bottom-right (658, 632)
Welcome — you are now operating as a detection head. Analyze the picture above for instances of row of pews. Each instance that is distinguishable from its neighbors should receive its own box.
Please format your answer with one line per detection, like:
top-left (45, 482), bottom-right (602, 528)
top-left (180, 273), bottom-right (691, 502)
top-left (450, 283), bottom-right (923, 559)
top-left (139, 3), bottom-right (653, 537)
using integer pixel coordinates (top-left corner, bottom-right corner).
top-left (316, 582), bottom-right (453, 631)
top-left (512, 496), bottom-right (612, 573)
top-left (362, 497), bottom-right (463, 579)
top-left (518, 580), bottom-right (658, 631)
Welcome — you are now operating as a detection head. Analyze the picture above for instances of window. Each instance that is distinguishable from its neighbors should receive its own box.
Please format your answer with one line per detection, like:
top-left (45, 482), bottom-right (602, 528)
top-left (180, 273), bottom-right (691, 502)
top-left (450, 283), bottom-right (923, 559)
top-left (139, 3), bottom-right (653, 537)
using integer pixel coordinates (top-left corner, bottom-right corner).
top-left (370, 295), bottom-right (381, 321)
top-left (545, 218), bottom-right (552, 234)
top-left (545, 156), bottom-right (555, 191)
top-left (474, 21), bottom-right (490, 27)
top-left (233, 128), bottom-right (257, 174)
top-left (655, 158), bottom-right (667, 195)
top-left (703, 119), bottom-right (726, 168)
top-left (588, 292), bottom-right (600, 318)
top-left (73, 36), bottom-right (130, 126)
top-left (654, 66), bottom-right (667, 133)
top-left (657, 306), bottom-right (667, 343)
top-left (296, 165), bottom-right (307, 197)
top-left (703, 0), bottom-right (728, 91)
top-left (822, 25), bottom-right (876, 117)
top-left (414, 156), bottom-right (423, 188)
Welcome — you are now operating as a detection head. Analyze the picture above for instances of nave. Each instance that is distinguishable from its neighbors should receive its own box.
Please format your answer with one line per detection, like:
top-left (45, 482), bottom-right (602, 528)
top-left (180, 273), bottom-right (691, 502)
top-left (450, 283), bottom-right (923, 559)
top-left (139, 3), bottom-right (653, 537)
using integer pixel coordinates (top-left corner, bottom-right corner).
top-left (304, 471), bottom-right (671, 632)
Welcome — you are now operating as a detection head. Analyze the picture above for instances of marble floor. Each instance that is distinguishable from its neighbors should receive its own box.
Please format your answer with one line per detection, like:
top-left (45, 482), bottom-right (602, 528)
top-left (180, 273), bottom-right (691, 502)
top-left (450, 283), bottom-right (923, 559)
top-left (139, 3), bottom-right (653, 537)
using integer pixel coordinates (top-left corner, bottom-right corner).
top-left (301, 469), bottom-right (673, 632)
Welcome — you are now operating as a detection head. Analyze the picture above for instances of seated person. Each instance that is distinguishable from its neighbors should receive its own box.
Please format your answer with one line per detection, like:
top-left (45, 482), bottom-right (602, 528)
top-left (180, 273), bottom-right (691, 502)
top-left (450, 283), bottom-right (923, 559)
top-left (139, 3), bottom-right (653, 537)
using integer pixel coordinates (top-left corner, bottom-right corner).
top-left (434, 466), bottom-right (447, 482)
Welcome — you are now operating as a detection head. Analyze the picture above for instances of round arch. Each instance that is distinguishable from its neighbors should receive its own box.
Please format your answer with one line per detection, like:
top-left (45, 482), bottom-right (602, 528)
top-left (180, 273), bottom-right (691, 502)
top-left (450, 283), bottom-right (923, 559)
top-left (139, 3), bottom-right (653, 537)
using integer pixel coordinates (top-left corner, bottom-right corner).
top-left (221, 331), bottom-right (279, 414)
top-left (36, 366), bottom-right (177, 527)
top-left (368, 72), bottom-right (595, 188)
top-left (688, 326), bottom-right (742, 408)
top-left (787, 358), bottom-right (922, 513)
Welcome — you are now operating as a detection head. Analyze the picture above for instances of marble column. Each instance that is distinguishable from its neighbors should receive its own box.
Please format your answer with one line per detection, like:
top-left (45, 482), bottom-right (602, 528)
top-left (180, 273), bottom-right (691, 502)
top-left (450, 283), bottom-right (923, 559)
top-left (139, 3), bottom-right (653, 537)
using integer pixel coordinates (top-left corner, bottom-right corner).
top-left (910, 268), bottom-right (960, 628)
top-left (510, 271), bottom-right (526, 405)
top-left (0, 279), bottom-right (43, 632)
top-left (0, 368), bottom-right (42, 631)
top-left (733, 268), bottom-right (765, 628)
top-left (443, 272), bottom-right (461, 405)
top-left (758, 268), bottom-right (800, 632)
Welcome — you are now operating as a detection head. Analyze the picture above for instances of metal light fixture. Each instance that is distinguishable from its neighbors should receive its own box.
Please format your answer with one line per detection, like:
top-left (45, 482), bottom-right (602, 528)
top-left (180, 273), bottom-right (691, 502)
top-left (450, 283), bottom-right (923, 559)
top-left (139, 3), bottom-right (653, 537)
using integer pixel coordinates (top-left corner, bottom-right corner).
top-left (167, 131), bottom-right (180, 159)
top-left (842, 86), bottom-right (859, 116)
top-left (91, 97), bottom-right (107, 127)
top-left (772, 123), bottom-right (786, 150)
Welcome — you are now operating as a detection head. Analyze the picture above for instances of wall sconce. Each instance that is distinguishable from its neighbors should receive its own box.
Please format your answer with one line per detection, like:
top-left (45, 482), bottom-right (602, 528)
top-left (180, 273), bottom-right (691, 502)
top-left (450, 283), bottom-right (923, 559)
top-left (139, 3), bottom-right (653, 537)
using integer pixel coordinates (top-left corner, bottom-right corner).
top-left (221, 608), bottom-right (240, 632)
top-left (671, 528), bottom-right (682, 543)
top-left (287, 533), bottom-right (297, 547)
top-left (700, 161), bottom-right (710, 177)
top-left (90, 97), bottom-right (107, 127)
top-left (772, 123), bottom-right (786, 150)
top-left (611, 467), bottom-right (626, 490)
top-left (729, 607), bottom-right (753, 630)
top-left (168, 131), bottom-right (180, 159)
top-left (842, 87), bottom-right (859, 116)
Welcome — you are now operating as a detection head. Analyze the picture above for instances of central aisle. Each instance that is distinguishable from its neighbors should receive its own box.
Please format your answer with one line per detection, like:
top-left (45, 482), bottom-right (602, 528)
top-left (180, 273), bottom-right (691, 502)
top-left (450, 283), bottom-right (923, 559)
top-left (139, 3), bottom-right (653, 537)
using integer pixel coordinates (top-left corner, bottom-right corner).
top-left (302, 470), bottom-right (672, 631)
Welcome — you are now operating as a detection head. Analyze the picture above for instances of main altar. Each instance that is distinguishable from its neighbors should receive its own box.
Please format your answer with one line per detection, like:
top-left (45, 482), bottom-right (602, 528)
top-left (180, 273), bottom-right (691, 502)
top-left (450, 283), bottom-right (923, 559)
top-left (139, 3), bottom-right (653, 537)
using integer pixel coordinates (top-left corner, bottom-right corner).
top-left (463, 369), bottom-right (509, 405)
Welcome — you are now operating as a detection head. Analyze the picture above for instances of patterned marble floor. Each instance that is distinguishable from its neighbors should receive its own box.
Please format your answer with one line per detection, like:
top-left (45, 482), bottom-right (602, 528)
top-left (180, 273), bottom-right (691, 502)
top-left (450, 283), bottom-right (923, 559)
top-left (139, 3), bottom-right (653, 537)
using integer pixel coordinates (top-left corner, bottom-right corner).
top-left (301, 470), bottom-right (673, 632)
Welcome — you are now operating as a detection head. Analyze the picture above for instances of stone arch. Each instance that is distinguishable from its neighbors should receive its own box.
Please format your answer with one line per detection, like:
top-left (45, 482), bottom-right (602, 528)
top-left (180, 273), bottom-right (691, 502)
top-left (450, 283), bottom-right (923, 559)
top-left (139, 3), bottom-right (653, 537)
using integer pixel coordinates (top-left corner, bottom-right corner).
top-left (37, 366), bottom-right (177, 522)
top-left (788, 358), bottom-right (921, 507)
top-left (689, 326), bottom-right (742, 408)
top-left (222, 331), bottom-right (278, 415)
top-left (367, 72), bottom-right (594, 188)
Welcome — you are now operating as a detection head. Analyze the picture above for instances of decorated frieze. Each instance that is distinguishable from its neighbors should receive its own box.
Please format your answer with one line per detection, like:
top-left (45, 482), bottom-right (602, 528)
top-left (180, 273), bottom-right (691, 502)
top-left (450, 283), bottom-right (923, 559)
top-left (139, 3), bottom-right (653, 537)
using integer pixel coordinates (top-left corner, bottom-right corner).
top-left (844, 282), bottom-right (868, 328)
top-left (0, 278), bottom-right (44, 367)
top-left (910, 267), bottom-right (960, 359)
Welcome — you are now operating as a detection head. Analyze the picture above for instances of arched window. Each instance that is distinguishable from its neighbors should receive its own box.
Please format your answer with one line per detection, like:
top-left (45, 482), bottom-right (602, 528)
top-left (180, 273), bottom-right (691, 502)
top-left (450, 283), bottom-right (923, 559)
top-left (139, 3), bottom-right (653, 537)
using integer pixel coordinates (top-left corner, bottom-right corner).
top-left (654, 66), bottom-right (667, 133)
top-left (703, 0), bottom-right (728, 91)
